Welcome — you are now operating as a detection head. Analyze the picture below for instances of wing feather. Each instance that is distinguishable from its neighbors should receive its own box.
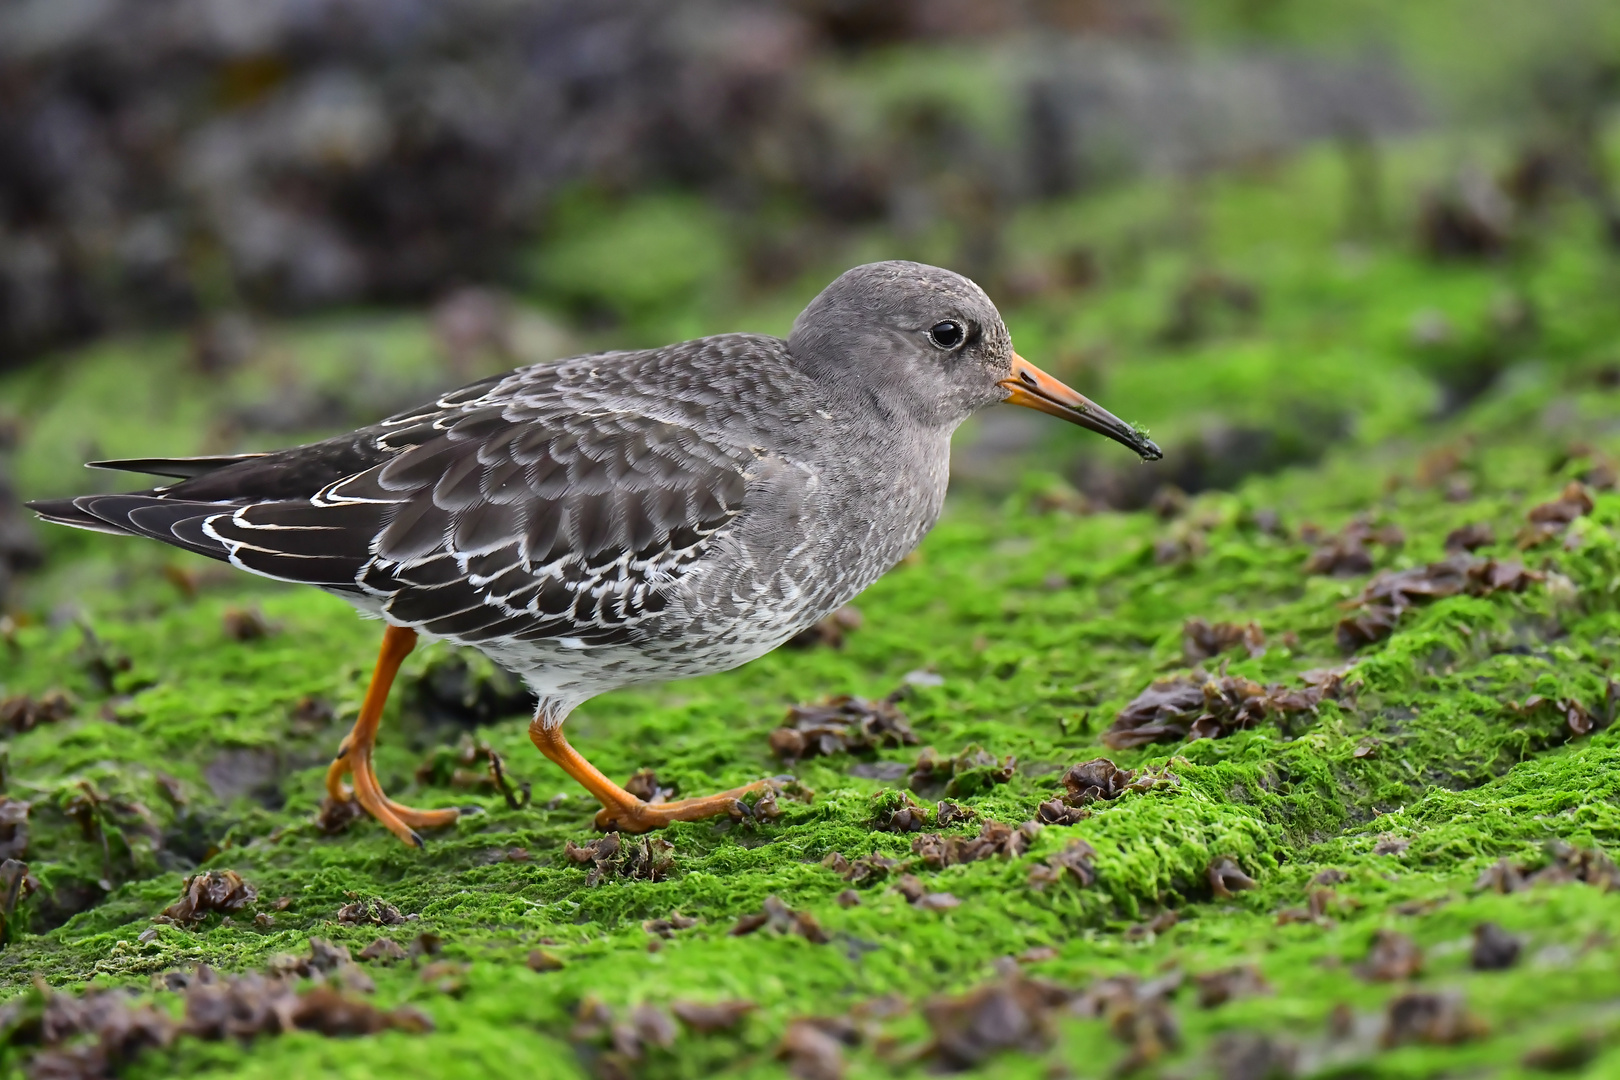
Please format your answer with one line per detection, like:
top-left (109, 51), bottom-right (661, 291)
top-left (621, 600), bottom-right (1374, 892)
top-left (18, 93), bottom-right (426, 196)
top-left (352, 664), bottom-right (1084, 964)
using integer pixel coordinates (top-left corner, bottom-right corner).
top-left (87, 454), bottom-right (269, 480)
top-left (28, 334), bottom-right (802, 649)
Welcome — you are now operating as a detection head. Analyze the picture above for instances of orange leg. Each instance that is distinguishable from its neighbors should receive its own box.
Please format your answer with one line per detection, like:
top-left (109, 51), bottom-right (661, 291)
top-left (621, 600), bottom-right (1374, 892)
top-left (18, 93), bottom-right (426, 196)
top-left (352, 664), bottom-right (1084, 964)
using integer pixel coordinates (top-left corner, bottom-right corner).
top-left (325, 625), bottom-right (459, 847)
top-left (529, 719), bottom-right (770, 832)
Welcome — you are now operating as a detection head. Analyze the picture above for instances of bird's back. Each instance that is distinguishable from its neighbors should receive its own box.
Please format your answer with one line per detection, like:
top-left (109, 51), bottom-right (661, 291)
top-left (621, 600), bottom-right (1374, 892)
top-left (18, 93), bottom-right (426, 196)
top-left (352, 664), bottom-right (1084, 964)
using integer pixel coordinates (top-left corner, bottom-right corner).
top-left (29, 333), bottom-right (949, 696)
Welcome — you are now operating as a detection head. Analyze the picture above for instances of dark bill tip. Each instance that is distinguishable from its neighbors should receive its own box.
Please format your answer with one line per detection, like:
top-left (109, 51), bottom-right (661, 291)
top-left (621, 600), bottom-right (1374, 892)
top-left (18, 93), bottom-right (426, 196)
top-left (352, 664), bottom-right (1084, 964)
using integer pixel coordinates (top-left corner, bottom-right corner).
top-left (999, 354), bottom-right (1163, 461)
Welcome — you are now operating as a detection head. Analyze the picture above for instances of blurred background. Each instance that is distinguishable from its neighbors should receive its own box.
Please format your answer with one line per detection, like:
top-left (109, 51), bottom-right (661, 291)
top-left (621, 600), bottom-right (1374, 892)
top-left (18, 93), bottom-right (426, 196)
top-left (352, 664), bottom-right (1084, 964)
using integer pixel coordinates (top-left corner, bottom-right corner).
top-left (1, 0), bottom-right (1619, 607)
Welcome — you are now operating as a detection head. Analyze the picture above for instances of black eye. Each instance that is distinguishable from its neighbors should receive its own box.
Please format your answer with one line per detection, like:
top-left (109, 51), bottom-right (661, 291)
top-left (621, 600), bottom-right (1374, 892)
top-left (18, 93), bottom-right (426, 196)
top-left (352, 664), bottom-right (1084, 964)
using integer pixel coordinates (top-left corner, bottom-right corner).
top-left (928, 321), bottom-right (964, 350)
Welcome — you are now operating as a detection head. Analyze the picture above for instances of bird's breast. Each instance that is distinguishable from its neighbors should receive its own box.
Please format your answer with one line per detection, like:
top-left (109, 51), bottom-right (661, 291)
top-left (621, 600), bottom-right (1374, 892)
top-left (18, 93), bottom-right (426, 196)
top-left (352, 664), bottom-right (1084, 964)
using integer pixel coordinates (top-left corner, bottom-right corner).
top-left (682, 423), bottom-right (951, 637)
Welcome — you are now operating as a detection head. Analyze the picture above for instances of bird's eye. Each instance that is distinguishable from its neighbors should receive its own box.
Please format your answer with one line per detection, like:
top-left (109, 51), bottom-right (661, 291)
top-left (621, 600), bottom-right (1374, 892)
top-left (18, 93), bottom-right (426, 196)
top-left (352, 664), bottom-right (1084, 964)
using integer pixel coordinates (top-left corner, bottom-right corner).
top-left (928, 321), bottom-right (965, 350)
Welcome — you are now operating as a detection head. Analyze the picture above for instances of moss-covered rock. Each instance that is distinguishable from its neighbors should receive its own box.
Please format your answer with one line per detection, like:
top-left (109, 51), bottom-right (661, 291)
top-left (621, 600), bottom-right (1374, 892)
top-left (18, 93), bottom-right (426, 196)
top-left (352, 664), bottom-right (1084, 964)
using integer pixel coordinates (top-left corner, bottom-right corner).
top-left (6, 134), bottom-right (1620, 1077)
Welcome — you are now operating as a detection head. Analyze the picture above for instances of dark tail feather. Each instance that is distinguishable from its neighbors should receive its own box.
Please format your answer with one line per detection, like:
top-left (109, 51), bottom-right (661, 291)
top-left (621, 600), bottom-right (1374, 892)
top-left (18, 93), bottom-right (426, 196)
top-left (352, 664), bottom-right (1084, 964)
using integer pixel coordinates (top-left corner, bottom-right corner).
top-left (25, 497), bottom-right (130, 536)
top-left (86, 454), bottom-right (268, 480)
top-left (28, 495), bottom-right (235, 562)
top-left (78, 495), bottom-right (232, 559)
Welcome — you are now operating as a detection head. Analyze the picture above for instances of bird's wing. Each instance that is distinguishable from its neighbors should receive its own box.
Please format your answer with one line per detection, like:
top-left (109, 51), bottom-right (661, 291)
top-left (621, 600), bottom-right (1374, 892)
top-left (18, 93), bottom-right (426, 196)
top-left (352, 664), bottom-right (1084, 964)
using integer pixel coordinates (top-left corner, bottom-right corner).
top-left (86, 454), bottom-right (270, 480)
top-left (345, 407), bottom-right (753, 646)
top-left (31, 364), bottom-right (761, 648)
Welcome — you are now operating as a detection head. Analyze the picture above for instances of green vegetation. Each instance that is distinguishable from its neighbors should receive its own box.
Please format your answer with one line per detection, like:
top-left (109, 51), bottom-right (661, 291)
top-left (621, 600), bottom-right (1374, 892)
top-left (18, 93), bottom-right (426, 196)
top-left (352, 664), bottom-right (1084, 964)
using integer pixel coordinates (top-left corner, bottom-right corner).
top-left (3, 129), bottom-right (1620, 1078)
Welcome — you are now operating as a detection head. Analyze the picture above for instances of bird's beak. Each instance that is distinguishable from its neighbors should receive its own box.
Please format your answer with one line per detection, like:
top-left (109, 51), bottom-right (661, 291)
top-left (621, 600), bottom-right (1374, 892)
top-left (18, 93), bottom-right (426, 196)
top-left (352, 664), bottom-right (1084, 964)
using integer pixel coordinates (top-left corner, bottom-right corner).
top-left (999, 353), bottom-right (1163, 461)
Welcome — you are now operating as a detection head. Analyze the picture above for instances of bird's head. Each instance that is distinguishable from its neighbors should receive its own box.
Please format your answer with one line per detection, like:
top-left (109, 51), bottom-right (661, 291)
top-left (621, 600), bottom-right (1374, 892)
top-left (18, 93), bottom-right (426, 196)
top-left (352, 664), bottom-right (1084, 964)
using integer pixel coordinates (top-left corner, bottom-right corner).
top-left (788, 260), bottom-right (1162, 461)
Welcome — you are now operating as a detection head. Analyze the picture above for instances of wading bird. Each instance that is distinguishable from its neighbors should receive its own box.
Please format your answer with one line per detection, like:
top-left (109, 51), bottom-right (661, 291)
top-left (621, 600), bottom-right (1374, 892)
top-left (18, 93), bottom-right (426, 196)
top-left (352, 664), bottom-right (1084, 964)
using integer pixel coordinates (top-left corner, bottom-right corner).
top-left (31, 262), bottom-right (1160, 846)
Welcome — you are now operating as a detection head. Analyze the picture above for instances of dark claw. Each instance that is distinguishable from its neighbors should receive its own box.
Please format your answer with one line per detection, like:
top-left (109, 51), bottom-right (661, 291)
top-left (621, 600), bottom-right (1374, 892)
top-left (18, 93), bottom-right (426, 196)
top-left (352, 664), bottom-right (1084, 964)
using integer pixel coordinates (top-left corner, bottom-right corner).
top-left (457, 805), bottom-right (486, 816)
top-left (407, 830), bottom-right (425, 848)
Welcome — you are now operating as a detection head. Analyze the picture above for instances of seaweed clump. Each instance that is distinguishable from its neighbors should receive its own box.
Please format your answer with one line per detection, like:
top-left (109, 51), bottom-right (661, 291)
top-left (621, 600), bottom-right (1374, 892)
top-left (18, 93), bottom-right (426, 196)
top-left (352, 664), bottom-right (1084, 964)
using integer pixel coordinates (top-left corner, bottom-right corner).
top-left (1182, 619), bottom-right (1265, 663)
top-left (1518, 481), bottom-right (1593, 547)
top-left (728, 896), bottom-right (827, 944)
top-left (1027, 841), bottom-right (1098, 890)
top-left (564, 834), bottom-right (674, 886)
top-left (931, 969), bottom-right (1190, 1074)
top-left (156, 870), bottom-right (256, 926)
top-left (0, 691), bottom-right (74, 734)
top-left (922, 972), bottom-right (1072, 1069)
top-left (906, 745), bottom-right (1015, 798)
top-left (911, 820), bottom-right (1042, 869)
top-left (1336, 552), bottom-right (1541, 650)
top-left (0, 963), bottom-right (430, 1078)
top-left (1302, 518), bottom-right (1405, 576)
top-left (1474, 840), bottom-right (1620, 892)
top-left (1037, 756), bottom-right (1177, 825)
top-left (768, 694), bottom-right (916, 762)
top-left (1103, 671), bottom-right (1344, 749)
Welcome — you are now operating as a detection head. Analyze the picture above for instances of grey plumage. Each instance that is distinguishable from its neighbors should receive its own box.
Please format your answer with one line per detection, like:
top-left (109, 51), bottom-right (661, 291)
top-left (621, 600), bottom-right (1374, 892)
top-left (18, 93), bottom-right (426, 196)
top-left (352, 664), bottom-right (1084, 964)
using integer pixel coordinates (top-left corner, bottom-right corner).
top-left (30, 261), bottom-right (1158, 726)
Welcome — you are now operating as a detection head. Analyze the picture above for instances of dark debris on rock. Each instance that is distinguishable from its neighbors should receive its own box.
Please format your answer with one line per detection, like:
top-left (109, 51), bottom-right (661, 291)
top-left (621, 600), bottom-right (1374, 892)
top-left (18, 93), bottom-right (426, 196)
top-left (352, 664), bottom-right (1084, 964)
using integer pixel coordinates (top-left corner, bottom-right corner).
top-left (1208, 856), bottom-right (1259, 899)
top-left (1302, 517), bottom-right (1404, 577)
top-left (822, 851), bottom-right (902, 887)
top-left (920, 969), bottom-right (1183, 1072)
top-left (922, 972), bottom-right (1071, 1070)
top-left (906, 744), bottom-right (1015, 799)
top-left (1470, 922), bottom-right (1522, 971)
top-left (563, 833), bottom-right (674, 887)
top-left (784, 604), bottom-right (863, 650)
top-left (414, 735), bottom-right (531, 808)
top-left (1519, 481), bottom-right (1593, 547)
top-left (1, 953), bottom-right (431, 1079)
top-left (335, 896), bottom-right (409, 926)
top-left (911, 820), bottom-right (1041, 869)
top-left (1183, 618), bottom-right (1266, 664)
top-left (769, 694), bottom-right (916, 763)
top-left (1381, 991), bottom-right (1485, 1047)
top-left (1337, 552), bottom-right (1540, 651)
top-left (1047, 757), bottom-right (1175, 824)
top-left (157, 870), bottom-right (256, 926)
top-left (671, 999), bottom-right (755, 1034)
top-left (728, 895), bottom-right (827, 944)
top-left (777, 1016), bottom-right (854, 1080)
top-left (1475, 840), bottom-right (1620, 893)
top-left (0, 690), bottom-right (75, 734)
top-left (1027, 840), bottom-right (1098, 891)
top-left (1193, 964), bottom-right (1271, 1008)
top-left (1104, 670), bottom-right (1345, 749)
top-left (1355, 929), bottom-right (1423, 981)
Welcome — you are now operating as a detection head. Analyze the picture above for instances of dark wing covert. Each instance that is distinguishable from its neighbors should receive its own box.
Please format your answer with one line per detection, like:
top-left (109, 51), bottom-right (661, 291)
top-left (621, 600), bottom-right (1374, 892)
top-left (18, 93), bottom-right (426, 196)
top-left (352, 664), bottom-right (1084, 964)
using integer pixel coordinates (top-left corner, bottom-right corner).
top-left (29, 369), bottom-right (756, 648)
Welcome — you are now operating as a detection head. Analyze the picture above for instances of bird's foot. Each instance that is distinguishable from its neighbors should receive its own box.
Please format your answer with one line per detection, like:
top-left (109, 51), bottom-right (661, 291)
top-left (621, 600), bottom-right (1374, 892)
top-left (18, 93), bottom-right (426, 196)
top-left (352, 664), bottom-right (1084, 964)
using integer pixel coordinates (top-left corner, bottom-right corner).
top-left (530, 719), bottom-right (787, 834)
top-left (315, 624), bottom-right (464, 848)
top-left (593, 779), bottom-right (773, 833)
top-left (325, 751), bottom-right (461, 847)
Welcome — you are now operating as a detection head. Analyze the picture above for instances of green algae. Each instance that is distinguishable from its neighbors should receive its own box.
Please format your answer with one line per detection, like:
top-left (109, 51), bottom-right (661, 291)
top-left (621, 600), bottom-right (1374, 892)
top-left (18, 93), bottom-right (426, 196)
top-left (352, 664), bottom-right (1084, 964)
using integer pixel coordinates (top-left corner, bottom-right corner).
top-left (6, 138), bottom-right (1620, 1078)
